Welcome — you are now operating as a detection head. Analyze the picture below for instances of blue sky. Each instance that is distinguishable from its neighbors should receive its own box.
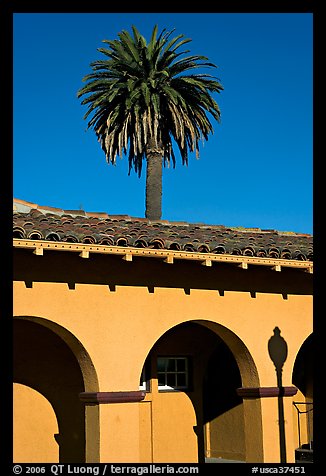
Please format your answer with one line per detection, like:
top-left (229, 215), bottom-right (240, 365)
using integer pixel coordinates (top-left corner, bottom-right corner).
top-left (13, 13), bottom-right (313, 234)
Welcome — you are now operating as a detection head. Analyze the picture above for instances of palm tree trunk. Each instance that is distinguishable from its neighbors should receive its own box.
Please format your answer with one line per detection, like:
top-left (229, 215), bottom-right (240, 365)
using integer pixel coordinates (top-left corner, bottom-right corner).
top-left (145, 153), bottom-right (163, 220)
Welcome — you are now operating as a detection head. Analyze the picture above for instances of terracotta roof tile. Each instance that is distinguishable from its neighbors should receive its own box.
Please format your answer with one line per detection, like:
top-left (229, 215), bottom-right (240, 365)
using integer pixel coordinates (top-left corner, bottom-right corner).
top-left (13, 199), bottom-right (313, 261)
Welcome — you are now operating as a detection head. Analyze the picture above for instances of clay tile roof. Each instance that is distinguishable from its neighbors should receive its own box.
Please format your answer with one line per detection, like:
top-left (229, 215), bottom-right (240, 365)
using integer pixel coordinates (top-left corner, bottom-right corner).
top-left (13, 199), bottom-right (313, 261)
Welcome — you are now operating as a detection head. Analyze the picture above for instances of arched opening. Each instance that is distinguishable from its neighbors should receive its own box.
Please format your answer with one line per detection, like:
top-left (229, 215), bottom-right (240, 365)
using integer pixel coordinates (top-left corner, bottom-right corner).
top-left (13, 316), bottom-right (100, 463)
top-left (292, 334), bottom-right (313, 463)
top-left (139, 320), bottom-right (262, 463)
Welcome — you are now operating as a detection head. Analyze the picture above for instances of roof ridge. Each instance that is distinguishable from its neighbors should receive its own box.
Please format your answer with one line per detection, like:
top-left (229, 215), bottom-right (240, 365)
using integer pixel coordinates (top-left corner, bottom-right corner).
top-left (13, 198), bottom-right (312, 237)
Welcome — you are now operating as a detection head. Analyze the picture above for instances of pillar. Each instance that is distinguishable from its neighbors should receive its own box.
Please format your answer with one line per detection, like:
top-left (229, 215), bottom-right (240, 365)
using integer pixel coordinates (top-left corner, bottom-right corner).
top-left (80, 391), bottom-right (146, 462)
top-left (237, 386), bottom-right (297, 463)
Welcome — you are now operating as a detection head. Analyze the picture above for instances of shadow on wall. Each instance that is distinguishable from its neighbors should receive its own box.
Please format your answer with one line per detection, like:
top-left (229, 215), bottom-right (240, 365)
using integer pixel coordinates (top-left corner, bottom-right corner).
top-left (268, 327), bottom-right (288, 463)
top-left (201, 339), bottom-right (245, 462)
top-left (14, 249), bottom-right (312, 296)
top-left (13, 319), bottom-right (88, 463)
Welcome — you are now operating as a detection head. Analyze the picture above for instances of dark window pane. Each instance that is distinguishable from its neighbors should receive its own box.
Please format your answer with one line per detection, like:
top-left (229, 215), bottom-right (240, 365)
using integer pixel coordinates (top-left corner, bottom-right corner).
top-left (157, 373), bottom-right (165, 386)
top-left (157, 358), bottom-right (166, 372)
top-left (177, 359), bottom-right (186, 371)
top-left (167, 359), bottom-right (176, 371)
top-left (176, 373), bottom-right (186, 388)
top-left (157, 357), bottom-right (189, 390)
top-left (167, 373), bottom-right (176, 387)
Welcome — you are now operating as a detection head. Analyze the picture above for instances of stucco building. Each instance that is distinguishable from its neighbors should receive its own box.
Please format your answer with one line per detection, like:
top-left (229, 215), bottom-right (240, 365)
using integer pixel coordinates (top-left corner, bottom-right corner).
top-left (13, 198), bottom-right (313, 464)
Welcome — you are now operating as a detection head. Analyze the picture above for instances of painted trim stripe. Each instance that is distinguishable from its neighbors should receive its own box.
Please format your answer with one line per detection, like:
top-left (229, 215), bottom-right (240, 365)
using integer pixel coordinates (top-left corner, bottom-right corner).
top-left (237, 386), bottom-right (298, 398)
top-left (79, 391), bottom-right (146, 404)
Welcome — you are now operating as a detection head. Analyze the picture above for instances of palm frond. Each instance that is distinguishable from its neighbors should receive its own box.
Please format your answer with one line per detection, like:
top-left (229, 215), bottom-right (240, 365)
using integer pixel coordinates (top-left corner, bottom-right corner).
top-left (77, 24), bottom-right (223, 177)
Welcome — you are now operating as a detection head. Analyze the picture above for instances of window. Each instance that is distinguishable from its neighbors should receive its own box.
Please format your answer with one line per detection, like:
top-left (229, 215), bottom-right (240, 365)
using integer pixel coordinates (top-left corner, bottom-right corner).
top-left (157, 357), bottom-right (189, 391)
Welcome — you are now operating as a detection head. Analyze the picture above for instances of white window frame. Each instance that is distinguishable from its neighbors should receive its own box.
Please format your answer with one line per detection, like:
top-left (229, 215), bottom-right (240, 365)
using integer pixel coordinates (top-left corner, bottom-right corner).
top-left (157, 356), bottom-right (189, 391)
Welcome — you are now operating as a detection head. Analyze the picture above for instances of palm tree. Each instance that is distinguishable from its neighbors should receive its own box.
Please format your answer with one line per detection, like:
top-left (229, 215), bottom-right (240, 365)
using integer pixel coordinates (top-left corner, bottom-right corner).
top-left (77, 25), bottom-right (223, 220)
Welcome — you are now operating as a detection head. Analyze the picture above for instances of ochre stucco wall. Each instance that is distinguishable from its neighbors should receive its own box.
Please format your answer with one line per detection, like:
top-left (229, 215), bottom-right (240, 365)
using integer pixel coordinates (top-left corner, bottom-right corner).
top-left (13, 384), bottom-right (59, 463)
top-left (13, 283), bottom-right (311, 389)
top-left (13, 250), bottom-right (312, 463)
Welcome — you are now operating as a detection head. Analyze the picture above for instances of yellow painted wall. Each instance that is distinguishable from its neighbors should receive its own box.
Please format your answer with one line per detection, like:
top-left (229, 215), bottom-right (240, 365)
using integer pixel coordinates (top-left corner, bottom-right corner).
top-left (139, 401), bottom-right (152, 462)
top-left (208, 405), bottom-right (245, 460)
top-left (13, 250), bottom-right (313, 463)
top-left (151, 391), bottom-right (198, 463)
top-left (13, 384), bottom-right (59, 462)
top-left (13, 283), bottom-right (312, 392)
top-left (100, 403), bottom-right (141, 462)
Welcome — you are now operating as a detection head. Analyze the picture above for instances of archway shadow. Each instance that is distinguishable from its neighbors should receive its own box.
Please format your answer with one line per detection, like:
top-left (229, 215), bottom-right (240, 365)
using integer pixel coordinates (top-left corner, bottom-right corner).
top-left (292, 334), bottom-right (313, 462)
top-left (268, 326), bottom-right (288, 463)
top-left (13, 317), bottom-right (100, 463)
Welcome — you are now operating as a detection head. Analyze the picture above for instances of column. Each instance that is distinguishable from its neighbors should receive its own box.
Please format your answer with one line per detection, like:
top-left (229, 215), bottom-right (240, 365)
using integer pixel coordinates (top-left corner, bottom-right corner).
top-left (80, 391), bottom-right (146, 462)
top-left (237, 386), bottom-right (297, 463)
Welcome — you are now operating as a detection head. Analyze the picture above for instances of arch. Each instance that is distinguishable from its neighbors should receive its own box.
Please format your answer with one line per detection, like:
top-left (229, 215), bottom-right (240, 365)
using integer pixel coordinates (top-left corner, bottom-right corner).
top-left (13, 316), bottom-right (100, 463)
top-left (138, 319), bottom-right (263, 463)
top-left (291, 333), bottom-right (313, 384)
top-left (192, 319), bottom-right (260, 388)
top-left (139, 319), bottom-right (260, 389)
top-left (14, 315), bottom-right (99, 392)
top-left (292, 333), bottom-right (313, 460)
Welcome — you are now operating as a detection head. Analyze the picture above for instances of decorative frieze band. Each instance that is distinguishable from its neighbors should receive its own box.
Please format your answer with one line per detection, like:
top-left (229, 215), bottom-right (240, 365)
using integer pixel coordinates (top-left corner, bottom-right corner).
top-left (236, 386), bottom-right (297, 398)
top-left (13, 239), bottom-right (313, 273)
top-left (79, 391), bottom-right (146, 404)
